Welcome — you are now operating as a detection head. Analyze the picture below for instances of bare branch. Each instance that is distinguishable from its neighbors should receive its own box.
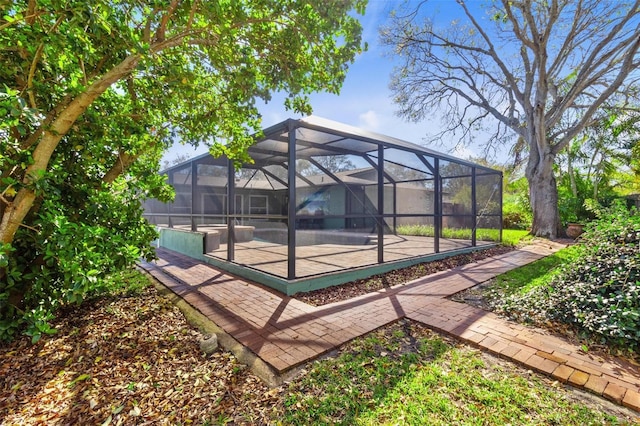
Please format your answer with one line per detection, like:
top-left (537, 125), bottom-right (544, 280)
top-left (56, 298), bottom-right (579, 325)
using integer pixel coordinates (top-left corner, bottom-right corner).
top-left (384, 0), bottom-right (640, 237)
top-left (552, 34), bottom-right (640, 154)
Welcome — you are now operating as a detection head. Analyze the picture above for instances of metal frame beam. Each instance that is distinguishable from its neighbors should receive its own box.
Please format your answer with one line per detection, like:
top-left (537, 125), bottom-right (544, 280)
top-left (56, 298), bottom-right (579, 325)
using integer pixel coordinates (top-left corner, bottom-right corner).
top-left (293, 137), bottom-right (372, 158)
top-left (284, 120), bottom-right (500, 174)
top-left (287, 122), bottom-right (297, 280)
top-left (227, 160), bottom-right (236, 261)
top-left (281, 163), bottom-right (317, 188)
top-left (417, 154), bottom-right (436, 175)
top-left (499, 171), bottom-right (504, 243)
top-left (377, 144), bottom-right (384, 263)
top-left (434, 158), bottom-right (441, 253)
top-left (471, 167), bottom-right (477, 247)
top-left (191, 161), bottom-right (197, 231)
top-left (258, 167), bottom-right (289, 189)
top-left (361, 153), bottom-right (396, 184)
top-left (307, 157), bottom-right (346, 185)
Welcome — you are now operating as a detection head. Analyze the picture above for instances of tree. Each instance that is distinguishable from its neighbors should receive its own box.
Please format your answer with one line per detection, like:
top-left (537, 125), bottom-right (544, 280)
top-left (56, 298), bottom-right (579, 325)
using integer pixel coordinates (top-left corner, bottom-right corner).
top-left (297, 154), bottom-right (357, 177)
top-left (0, 0), bottom-right (365, 340)
top-left (555, 111), bottom-right (640, 224)
top-left (381, 0), bottom-right (640, 237)
top-left (163, 153), bottom-right (192, 170)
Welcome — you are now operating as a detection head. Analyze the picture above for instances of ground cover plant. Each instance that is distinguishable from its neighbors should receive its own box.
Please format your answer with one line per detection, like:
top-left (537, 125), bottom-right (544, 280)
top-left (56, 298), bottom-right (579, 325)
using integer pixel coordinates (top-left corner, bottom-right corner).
top-left (491, 202), bottom-right (640, 360)
top-left (1, 273), bottom-right (636, 425)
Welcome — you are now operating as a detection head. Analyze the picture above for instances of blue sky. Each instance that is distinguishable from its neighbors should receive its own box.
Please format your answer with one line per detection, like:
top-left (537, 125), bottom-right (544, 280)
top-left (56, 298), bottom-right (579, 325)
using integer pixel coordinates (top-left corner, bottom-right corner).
top-left (164, 1), bottom-right (481, 165)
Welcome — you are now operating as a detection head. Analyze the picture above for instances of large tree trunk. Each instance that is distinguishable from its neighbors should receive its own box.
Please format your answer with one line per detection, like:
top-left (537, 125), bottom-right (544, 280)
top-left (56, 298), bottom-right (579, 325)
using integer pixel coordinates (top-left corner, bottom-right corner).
top-left (0, 54), bottom-right (143, 246)
top-left (526, 149), bottom-right (561, 238)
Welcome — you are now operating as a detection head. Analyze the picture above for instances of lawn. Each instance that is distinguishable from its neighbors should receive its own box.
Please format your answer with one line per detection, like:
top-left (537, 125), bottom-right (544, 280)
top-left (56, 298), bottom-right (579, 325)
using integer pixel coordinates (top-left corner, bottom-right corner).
top-left (487, 243), bottom-right (584, 296)
top-left (1, 268), bottom-right (637, 425)
top-left (396, 225), bottom-right (532, 246)
top-left (282, 320), bottom-right (630, 425)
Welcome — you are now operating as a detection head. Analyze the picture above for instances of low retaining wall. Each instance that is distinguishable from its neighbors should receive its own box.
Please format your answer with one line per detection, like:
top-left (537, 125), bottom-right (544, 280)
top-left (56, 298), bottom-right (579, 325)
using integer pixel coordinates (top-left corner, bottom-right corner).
top-left (157, 225), bottom-right (255, 255)
top-left (200, 225), bottom-right (254, 244)
top-left (158, 227), bottom-right (206, 259)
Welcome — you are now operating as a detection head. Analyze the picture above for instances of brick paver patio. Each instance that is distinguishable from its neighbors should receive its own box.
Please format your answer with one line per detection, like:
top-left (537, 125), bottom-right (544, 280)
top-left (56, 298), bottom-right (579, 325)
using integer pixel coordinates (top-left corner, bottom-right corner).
top-left (140, 241), bottom-right (640, 412)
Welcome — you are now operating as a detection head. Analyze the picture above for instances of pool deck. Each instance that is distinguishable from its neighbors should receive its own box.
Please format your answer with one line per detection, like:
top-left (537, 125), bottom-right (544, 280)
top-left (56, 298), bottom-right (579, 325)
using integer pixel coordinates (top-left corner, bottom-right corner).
top-left (140, 241), bottom-right (640, 412)
top-left (205, 233), bottom-right (491, 278)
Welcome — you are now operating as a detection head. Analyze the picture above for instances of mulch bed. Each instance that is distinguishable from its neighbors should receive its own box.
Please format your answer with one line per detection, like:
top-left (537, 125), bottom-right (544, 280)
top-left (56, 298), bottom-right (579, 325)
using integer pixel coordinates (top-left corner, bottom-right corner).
top-left (294, 245), bottom-right (514, 306)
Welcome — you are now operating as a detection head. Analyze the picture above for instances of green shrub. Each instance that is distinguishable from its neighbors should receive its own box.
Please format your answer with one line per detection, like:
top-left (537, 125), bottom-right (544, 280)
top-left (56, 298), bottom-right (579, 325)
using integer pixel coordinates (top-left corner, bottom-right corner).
top-left (502, 196), bottom-right (532, 230)
top-left (497, 201), bottom-right (640, 355)
top-left (0, 178), bottom-right (160, 343)
top-left (502, 177), bottom-right (532, 230)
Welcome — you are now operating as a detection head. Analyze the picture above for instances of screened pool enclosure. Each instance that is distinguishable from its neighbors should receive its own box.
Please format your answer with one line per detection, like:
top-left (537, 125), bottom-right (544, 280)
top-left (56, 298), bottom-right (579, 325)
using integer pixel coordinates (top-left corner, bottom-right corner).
top-left (142, 117), bottom-right (502, 294)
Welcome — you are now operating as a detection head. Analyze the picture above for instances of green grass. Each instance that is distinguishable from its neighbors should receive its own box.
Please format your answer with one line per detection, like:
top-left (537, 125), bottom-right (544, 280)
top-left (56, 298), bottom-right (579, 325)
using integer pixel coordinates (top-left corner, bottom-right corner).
top-left (280, 320), bottom-right (620, 425)
top-left (396, 224), bottom-right (532, 246)
top-left (487, 244), bottom-right (583, 297)
top-left (501, 229), bottom-right (532, 246)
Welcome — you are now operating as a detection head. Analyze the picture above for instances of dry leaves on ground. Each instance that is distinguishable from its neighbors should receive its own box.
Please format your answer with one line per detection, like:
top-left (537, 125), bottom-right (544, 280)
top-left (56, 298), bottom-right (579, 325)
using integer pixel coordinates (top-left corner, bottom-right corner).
top-left (0, 287), bottom-right (282, 425)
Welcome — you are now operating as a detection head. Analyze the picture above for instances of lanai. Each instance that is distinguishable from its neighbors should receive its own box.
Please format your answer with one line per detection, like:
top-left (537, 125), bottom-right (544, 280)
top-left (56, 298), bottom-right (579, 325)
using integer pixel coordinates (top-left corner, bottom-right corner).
top-left (142, 116), bottom-right (503, 294)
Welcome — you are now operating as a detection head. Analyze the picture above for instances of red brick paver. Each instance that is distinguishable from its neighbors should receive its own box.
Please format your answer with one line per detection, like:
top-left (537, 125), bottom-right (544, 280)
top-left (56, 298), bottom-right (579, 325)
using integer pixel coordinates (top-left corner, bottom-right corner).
top-left (140, 240), bottom-right (640, 412)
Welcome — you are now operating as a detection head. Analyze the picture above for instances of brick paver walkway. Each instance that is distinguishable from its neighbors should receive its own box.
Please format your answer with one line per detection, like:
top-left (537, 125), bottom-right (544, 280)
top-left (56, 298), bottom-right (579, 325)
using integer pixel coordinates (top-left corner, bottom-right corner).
top-left (140, 242), bottom-right (640, 411)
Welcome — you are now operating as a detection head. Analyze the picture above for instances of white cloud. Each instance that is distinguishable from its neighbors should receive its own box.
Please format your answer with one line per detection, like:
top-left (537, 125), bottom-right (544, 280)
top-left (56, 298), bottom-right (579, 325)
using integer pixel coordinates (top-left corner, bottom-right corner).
top-left (358, 110), bottom-right (381, 131)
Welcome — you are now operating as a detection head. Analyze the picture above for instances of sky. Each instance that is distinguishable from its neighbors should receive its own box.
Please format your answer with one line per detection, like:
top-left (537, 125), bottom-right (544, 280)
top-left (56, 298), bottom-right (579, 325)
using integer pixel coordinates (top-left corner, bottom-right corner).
top-left (163, 0), bottom-right (482, 166)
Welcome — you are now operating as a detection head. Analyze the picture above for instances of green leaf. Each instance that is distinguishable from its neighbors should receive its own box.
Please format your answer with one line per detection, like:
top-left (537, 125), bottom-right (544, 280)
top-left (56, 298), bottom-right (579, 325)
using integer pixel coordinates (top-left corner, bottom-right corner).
top-left (71, 373), bottom-right (91, 384)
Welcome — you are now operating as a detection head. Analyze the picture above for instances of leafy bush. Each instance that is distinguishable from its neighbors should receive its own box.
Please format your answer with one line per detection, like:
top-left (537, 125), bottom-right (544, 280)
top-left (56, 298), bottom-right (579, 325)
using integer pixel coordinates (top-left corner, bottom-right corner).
top-left (502, 205), bottom-right (532, 230)
top-left (0, 176), bottom-right (164, 343)
top-left (502, 197), bottom-right (532, 230)
top-left (497, 202), bottom-right (640, 355)
top-left (502, 177), bottom-right (532, 230)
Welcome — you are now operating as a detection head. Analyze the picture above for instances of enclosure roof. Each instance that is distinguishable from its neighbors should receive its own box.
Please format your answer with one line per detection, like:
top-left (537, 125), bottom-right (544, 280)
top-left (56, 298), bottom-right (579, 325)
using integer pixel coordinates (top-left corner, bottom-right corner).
top-left (162, 116), bottom-right (499, 174)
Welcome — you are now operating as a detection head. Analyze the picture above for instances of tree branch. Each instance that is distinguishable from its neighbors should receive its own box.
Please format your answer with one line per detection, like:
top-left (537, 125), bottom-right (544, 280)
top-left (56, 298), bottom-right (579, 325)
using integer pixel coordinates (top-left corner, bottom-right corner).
top-left (103, 151), bottom-right (138, 183)
top-left (551, 34), bottom-right (640, 154)
top-left (27, 43), bottom-right (44, 109)
top-left (156, 0), bottom-right (180, 42)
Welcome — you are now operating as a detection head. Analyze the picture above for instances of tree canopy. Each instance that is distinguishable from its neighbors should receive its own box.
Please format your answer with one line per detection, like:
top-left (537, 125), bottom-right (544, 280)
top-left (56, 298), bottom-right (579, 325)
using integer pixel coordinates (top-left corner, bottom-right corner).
top-left (0, 0), bottom-right (366, 340)
top-left (382, 0), bottom-right (640, 237)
